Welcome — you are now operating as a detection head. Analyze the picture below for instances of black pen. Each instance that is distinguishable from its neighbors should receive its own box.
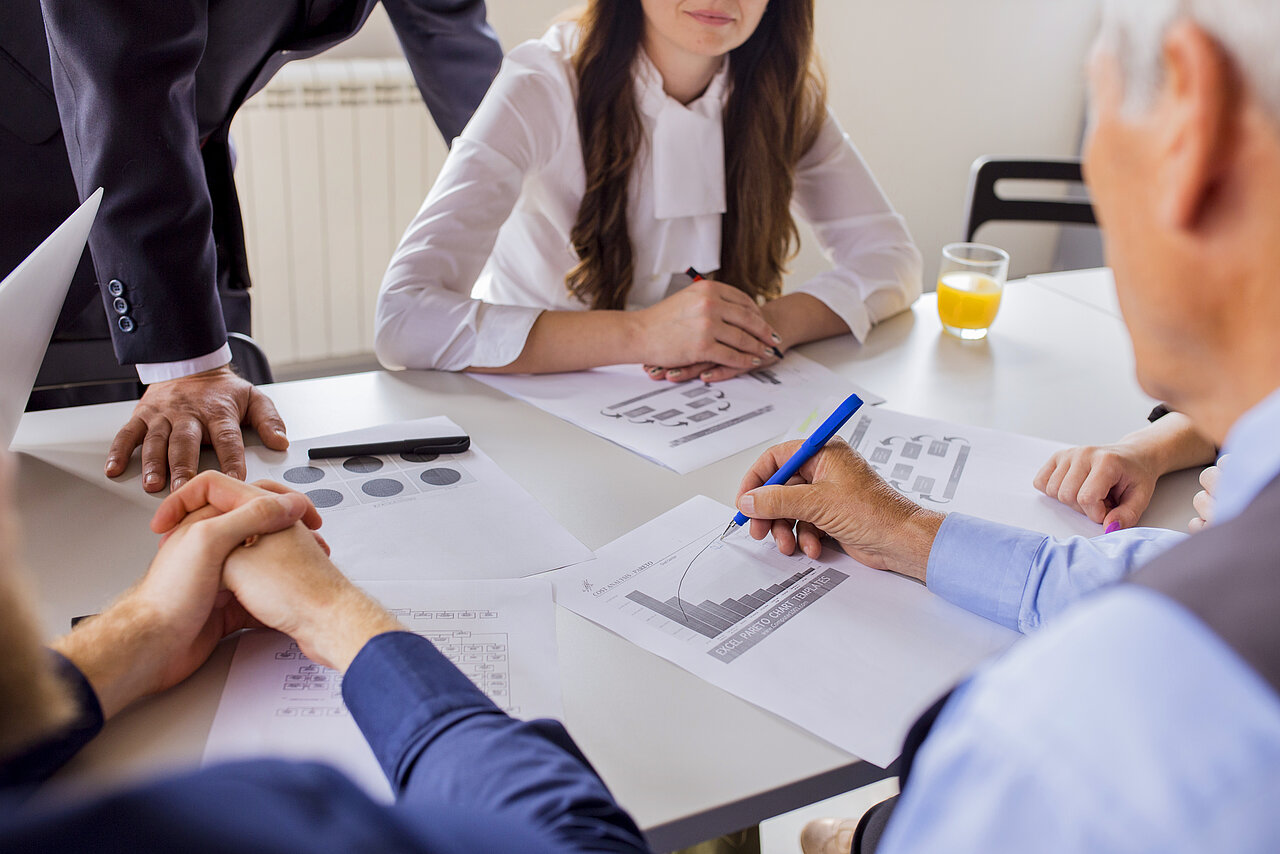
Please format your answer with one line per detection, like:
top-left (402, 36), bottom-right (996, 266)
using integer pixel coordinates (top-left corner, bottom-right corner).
top-left (685, 267), bottom-right (785, 359)
top-left (308, 435), bottom-right (470, 460)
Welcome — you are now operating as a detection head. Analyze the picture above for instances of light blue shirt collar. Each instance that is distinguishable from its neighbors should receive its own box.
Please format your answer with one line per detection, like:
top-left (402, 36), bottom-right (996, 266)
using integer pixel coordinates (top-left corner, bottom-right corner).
top-left (1214, 386), bottom-right (1280, 523)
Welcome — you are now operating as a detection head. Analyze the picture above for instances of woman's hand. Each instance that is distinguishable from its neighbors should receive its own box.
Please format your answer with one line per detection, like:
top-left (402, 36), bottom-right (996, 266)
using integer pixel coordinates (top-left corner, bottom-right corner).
top-left (1189, 454), bottom-right (1226, 532)
top-left (635, 278), bottom-right (781, 381)
top-left (1033, 413), bottom-right (1217, 531)
top-left (1033, 444), bottom-right (1160, 532)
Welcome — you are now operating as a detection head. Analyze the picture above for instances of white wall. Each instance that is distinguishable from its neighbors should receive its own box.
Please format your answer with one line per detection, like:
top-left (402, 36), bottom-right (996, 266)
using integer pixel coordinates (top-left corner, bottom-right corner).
top-left (324, 0), bottom-right (1101, 286)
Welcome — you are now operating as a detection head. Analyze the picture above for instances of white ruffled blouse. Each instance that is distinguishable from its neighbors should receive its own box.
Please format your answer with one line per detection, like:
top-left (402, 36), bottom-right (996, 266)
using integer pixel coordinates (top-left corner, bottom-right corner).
top-left (376, 22), bottom-right (922, 371)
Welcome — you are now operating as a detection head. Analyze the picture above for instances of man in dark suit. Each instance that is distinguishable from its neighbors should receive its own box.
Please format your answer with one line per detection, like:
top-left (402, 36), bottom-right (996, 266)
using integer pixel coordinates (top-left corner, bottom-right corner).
top-left (25, 0), bottom-right (502, 493)
top-left (0, 0), bottom-right (138, 407)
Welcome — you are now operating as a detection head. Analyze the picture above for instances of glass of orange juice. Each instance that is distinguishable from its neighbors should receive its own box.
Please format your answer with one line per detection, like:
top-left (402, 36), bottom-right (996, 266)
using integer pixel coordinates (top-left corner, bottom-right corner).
top-left (937, 242), bottom-right (1010, 340)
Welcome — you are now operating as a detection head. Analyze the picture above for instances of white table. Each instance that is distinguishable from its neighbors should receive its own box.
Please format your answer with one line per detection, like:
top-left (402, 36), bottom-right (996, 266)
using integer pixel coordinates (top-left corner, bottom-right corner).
top-left (13, 270), bottom-right (1199, 851)
top-left (1028, 267), bottom-right (1123, 319)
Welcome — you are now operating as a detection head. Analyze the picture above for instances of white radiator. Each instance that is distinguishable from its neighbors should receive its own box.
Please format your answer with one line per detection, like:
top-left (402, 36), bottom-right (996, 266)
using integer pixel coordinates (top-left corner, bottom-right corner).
top-left (231, 59), bottom-right (448, 366)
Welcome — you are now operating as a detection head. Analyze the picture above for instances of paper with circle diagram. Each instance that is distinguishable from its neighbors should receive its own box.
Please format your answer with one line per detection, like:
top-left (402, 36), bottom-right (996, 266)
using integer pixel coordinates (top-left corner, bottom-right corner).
top-left (243, 416), bottom-right (593, 580)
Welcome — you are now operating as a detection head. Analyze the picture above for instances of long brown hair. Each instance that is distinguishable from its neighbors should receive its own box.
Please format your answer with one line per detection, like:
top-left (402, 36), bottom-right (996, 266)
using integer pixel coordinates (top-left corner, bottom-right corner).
top-left (566, 0), bottom-right (827, 310)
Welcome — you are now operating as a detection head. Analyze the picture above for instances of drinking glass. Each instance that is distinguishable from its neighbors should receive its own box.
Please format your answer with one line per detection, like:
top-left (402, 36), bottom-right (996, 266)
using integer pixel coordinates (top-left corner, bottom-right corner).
top-left (936, 242), bottom-right (1010, 340)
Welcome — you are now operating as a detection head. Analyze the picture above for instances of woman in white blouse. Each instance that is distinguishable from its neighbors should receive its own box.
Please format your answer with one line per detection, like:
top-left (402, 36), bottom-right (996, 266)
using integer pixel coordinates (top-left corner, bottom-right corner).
top-left (376, 0), bottom-right (922, 383)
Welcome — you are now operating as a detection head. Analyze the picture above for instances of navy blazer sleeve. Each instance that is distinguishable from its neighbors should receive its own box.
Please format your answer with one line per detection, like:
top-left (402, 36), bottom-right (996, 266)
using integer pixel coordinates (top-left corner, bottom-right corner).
top-left (1, 633), bottom-right (648, 853)
top-left (38, 0), bottom-right (501, 366)
top-left (0, 652), bottom-right (103, 795)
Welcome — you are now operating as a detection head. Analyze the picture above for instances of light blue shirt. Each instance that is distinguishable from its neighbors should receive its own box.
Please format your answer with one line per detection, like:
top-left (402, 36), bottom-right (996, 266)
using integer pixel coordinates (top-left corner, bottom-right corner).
top-left (881, 388), bottom-right (1280, 853)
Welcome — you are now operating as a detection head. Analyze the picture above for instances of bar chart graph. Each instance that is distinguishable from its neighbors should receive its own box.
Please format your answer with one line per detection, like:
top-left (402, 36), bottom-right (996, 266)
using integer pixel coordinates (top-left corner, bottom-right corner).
top-left (625, 568), bottom-right (817, 639)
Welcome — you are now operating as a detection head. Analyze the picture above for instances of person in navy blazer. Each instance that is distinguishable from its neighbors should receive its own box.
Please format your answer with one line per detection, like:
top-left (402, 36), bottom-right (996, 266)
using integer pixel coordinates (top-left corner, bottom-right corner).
top-left (31, 0), bottom-right (502, 492)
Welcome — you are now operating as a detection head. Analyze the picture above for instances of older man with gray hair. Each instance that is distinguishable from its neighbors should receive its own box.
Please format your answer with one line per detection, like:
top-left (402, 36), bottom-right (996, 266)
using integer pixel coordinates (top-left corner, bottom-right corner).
top-left (750, 2), bottom-right (1280, 852)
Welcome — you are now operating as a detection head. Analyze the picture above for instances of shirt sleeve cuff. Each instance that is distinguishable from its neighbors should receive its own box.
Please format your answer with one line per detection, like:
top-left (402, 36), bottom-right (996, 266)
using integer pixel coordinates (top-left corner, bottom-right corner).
top-left (135, 343), bottom-right (232, 384)
top-left (466, 303), bottom-right (545, 369)
top-left (0, 651), bottom-right (105, 790)
top-left (792, 273), bottom-right (874, 342)
top-left (341, 631), bottom-right (502, 790)
top-left (927, 514), bottom-right (1048, 631)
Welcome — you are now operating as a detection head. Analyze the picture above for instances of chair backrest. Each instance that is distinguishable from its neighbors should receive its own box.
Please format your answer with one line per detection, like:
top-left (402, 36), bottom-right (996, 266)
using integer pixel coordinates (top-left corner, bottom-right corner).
top-left (227, 332), bottom-right (274, 385)
top-left (962, 157), bottom-right (1096, 242)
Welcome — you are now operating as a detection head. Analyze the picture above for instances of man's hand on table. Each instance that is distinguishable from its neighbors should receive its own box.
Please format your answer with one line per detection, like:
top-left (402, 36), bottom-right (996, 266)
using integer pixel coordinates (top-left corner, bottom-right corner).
top-left (734, 440), bottom-right (944, 582)
top-left (105, 366), bottom-right (289, 493)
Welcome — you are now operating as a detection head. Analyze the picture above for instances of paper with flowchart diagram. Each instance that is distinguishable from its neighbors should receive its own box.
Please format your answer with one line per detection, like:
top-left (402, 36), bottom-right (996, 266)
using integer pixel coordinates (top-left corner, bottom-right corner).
top-left (473, 353), bottom-right (882, 473)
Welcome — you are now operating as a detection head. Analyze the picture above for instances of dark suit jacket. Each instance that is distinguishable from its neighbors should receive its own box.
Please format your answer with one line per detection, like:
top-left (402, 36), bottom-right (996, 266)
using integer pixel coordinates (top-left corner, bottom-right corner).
top-left (35, 0), bottom-right (502, 366)
top-left (0, 0), bottom-right (100, 339)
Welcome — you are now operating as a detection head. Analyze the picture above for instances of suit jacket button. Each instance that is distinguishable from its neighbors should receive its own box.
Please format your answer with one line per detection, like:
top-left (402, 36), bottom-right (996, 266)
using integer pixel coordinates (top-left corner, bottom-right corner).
top-left (112, 297), bottom-right (129, 314)
top-left (108, 279), bottom-right (125, 296)
top-left (117, 316), bottom-right (136, 333)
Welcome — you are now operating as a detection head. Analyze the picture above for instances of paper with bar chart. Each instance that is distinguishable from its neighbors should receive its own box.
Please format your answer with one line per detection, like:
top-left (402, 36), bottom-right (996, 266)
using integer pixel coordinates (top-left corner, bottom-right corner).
top-left (473, 353), bottom-right (881, 473)
top-left (244, 416), bottom-right (592, 580)
top-left (203, 579), bottom-right (561, 802)
top-left (552, 496), bottom-right (1017, 766)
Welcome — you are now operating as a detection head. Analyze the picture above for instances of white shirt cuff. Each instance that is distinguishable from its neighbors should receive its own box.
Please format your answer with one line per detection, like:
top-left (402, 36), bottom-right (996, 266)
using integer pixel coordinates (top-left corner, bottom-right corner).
top-left (793, 273), bottom-right (874, 342)
top-left (135, 343), bottom-right (233, 384)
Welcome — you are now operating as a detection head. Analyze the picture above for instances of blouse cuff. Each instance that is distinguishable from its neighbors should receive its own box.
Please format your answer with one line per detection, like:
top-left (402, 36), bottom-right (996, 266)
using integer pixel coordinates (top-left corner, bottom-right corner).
top-left (466, 302), bottom-right (545, 370)
top-left (793, 273), bottom-right (875, 342)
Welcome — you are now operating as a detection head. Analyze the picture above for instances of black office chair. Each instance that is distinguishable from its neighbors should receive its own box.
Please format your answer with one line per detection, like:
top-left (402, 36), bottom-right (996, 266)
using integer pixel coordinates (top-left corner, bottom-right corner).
top-left (227, 332), bottom-right (274, 385)
top-left (961, 156), bottom-right (1096, 242)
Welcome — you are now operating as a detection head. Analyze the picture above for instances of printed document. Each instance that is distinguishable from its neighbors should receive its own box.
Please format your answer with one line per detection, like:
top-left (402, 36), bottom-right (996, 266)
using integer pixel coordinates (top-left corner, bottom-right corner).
top-left (203, 578), bottom-right (562, 801)
top-left (244, 416), bottom-right (592, 580)
top-left (552, 497), bottom-right (1017, 766)
top-left (811, 405), bottom-right (1102, 538)
top-left (473, 353), bottom-right (881, 474)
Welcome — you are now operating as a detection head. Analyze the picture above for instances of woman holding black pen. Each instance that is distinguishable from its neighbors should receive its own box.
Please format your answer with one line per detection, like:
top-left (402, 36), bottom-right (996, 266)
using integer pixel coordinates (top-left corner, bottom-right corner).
top-left (375, 0), bottom-right (921, 384)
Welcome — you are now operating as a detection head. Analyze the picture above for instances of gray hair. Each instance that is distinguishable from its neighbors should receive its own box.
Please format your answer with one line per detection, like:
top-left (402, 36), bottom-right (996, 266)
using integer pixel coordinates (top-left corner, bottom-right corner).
top-left (1097, 0), bottom-right (1280, 120)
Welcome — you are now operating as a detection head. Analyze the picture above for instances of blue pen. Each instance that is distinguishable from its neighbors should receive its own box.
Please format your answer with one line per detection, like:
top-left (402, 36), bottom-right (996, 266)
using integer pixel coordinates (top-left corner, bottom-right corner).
top-left (721, 393), bottom-right (865, 539)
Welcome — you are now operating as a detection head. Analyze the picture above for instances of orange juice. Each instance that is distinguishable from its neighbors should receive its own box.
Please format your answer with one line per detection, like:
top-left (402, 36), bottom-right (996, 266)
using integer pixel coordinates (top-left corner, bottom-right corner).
top-left (938, 271), bottom-right (1002, 337)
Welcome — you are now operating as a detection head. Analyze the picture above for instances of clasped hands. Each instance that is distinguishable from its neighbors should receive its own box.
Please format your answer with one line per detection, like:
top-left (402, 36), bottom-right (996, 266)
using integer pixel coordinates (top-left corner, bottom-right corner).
top-left (53, 472), bottom-right (400, 720)
top-left (638, 277), bottom-right (784, 384)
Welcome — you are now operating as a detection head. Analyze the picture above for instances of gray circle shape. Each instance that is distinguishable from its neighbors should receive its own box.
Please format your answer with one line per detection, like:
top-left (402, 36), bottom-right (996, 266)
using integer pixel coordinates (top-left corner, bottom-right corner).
top-left (361, 478), bottom-right (404, 498)
top-left (400, 451), bottom-right (439, 463)
top-left (342, 455), bottom-right (383, 474)
top-left (283, 465), bottom-right (325, 484)
top-left (420, 467), bottom-right (462, 486)
top-left (306, 488), bottom-right (344, 509)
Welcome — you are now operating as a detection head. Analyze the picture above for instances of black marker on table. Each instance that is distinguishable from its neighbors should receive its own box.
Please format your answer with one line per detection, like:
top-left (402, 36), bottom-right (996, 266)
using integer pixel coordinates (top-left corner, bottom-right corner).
top-left (685, 267), bottom-right (785, 359)
top-left (307, 435), bottom-right (470, 460)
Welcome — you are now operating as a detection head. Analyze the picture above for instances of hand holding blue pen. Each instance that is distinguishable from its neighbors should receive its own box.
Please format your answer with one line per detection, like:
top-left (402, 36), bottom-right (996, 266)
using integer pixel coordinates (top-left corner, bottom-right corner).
top-left (721, 393), bottom-right (865, 538)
